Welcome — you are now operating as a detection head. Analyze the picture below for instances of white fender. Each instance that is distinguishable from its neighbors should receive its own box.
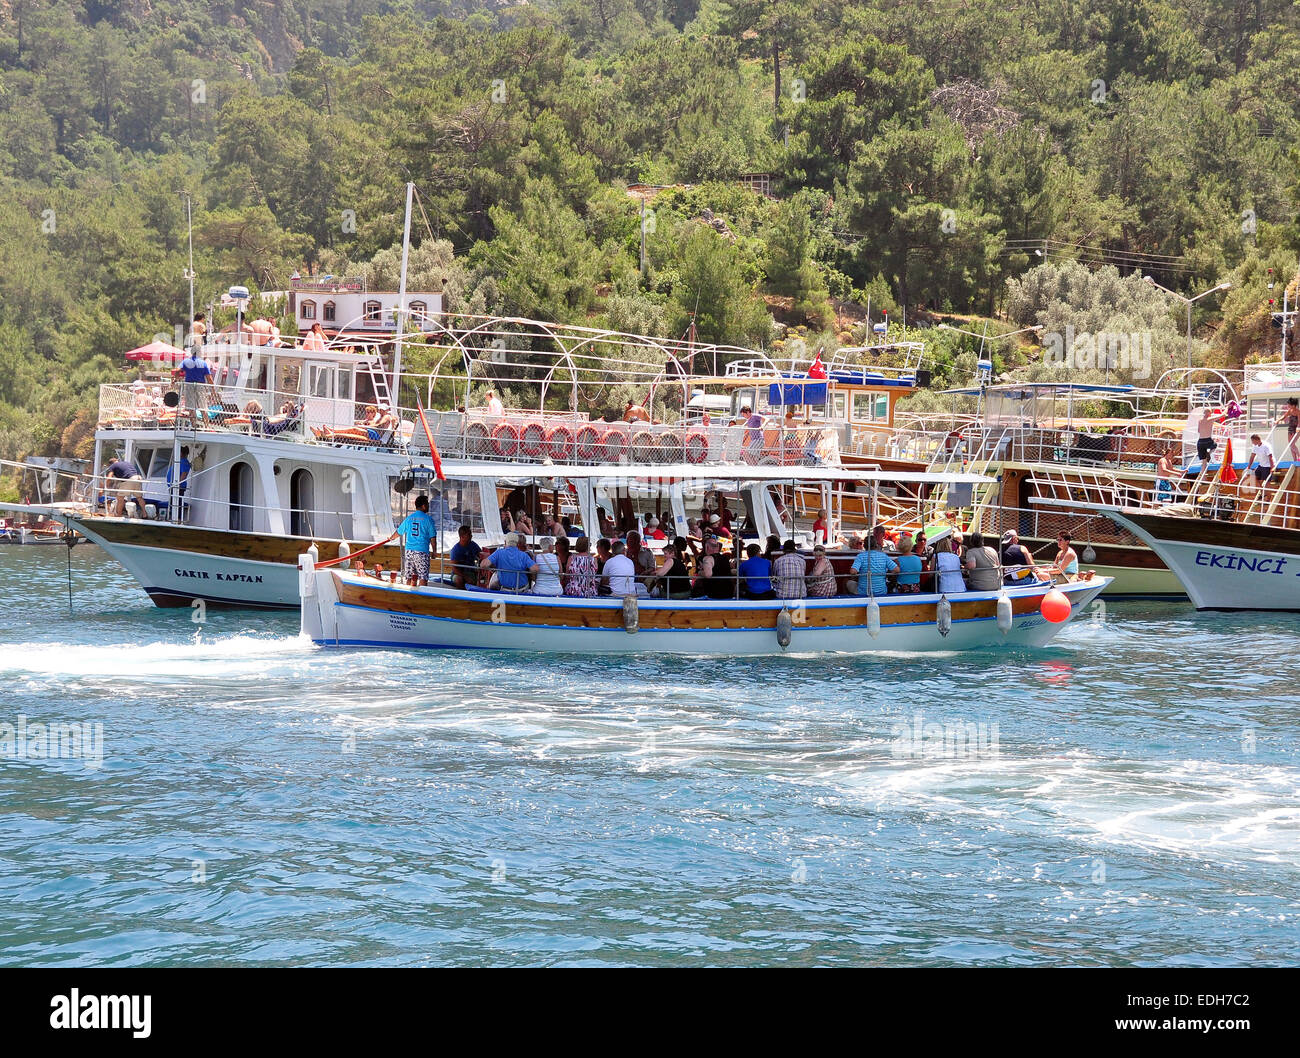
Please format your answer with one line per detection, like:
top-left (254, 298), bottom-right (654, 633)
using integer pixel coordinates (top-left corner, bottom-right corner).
top-left (298, 549), bottom-right (317, 598)
top-left (866, 598), bottom-right (881, 639)
top-left (776, 607), bottom-right (793, 650)
top-left (997, 591), bottom-right (1013, 635)
top-left (337, 539), bottom-right (351, 560)
top-left (937, 594), bottom-right (952, 637)
top-left (1082, 544), bottom-right (1096, 564)
top-left (622, 594), bottom-right (639, 633)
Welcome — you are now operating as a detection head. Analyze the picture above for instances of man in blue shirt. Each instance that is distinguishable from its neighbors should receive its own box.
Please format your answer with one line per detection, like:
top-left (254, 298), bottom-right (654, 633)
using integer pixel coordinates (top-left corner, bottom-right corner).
top-left (177, 351), bottom-right (214, 423)
top-left (449, 524), bottom-right (482, 587)
top-left (483, 532), bottom-right (538, 593)
top-left (165, 446), bottom-right (192, 521)
top-left (395, 494), bottom-right (437, 586)
top-left (850, 526), bottom-right (898, 597)
top-left (103, 455), bottom-right (143, 517)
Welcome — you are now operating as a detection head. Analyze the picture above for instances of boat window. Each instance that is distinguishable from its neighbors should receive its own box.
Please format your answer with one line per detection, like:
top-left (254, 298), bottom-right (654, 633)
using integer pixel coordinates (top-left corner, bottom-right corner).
top-left (229, 462), bottom-right (254, 531)
top-left (852, 391), bottom-right (876, 421)
top-left (308, 364), bottom-right (332, 399)
top-left (364, 300), bottom-right (382, 322)
top-left (336, 365), bottom-right (353, 402)
top-left (830, 392), bottom-right (847, 421)
top-left (290, 469), bottom-right (314, 537)
top-left (277, 357), bottom-right (303, 396)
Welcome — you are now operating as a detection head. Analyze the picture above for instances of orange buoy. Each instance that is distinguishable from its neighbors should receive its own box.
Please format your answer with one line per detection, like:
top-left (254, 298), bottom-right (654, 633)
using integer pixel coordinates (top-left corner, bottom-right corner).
top-left (630, 429), bottom-right (656, 463)
top-left (603, 428), bottom-right (629, 461)
top-left (655, 430), bottom-right (683, 463)
top-left (465, 421), bottom-right (491, 455)
top-left (544, 424), bottom-right (574, 461)
top-left (519, 420), bottom-right (547, 458)
top-left (575, 425), bottom-right (601, 461)
top-left (491, 421), bottom-right (520, 457)
top-left (1040, 590), bottom-right (1071, 623)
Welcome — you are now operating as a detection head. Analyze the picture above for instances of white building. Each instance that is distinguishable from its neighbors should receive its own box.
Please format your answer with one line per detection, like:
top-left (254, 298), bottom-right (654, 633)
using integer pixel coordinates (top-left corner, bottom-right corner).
top-left (287, 276), bottom-right (444, 337)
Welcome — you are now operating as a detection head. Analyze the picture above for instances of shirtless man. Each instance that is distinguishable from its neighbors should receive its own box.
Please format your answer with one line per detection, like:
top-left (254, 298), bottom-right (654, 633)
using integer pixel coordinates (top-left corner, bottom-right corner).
top-left (1196, 409), bottom-right (1218, 464)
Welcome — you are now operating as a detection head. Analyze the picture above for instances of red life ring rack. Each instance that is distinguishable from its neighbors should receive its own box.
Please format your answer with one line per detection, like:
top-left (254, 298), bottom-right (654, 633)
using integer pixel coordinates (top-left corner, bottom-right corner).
top-left (684, 430), bottom-right (708, 464)
top-left (630, 429), bottom-right (656, 463)
top-left (574, 425), bottom-right (601, 461)
top-left (520, 420), bottom-right (547, 458)
top-left (603, 428), bottom-right (629, 461)
top-left (465, 421), bottom-right (491, 455)
top-left (654, 430), bottom-right (683, 463)
top-left (491, 421), bottom-right (520, 457)
top-left (544, 424), bottom-right (574, 461)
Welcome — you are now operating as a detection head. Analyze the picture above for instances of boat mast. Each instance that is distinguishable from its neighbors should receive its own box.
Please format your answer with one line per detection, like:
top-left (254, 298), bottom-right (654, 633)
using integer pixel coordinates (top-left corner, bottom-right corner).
top-left (390, 180), bottom-right (415, 403)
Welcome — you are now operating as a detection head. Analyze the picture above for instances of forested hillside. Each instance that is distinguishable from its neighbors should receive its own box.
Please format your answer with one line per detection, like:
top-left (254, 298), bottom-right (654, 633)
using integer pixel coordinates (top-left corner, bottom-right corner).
top-left (2, 0), bottom-right (1299, 459)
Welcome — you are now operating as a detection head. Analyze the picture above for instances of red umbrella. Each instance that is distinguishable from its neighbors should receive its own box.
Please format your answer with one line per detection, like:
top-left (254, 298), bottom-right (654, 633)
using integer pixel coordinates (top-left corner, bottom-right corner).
top-left (124, 340), bottom-right (185, 362)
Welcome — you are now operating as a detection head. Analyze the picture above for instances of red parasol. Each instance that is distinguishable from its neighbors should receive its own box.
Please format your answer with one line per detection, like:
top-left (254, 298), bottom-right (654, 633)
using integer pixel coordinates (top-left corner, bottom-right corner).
top-left (124, 341), bottom-right (186, 362)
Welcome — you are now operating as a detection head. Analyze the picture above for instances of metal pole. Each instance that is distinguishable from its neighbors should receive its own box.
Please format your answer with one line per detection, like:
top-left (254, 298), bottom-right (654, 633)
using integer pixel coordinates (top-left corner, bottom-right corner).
top-left (1283, 284), bottom-right (1290, 366)
top-left (1186, 302), bottom-right (1192, 372)
top-left (391, 180), bottom-right (414, 401)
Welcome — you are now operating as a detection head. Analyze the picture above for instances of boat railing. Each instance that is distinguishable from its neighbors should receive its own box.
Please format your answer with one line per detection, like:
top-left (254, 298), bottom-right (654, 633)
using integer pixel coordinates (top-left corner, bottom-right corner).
top-left (1244, 359), bottom-right (1300, 394)
top-left (974, 503), bottom-right (1145, 550)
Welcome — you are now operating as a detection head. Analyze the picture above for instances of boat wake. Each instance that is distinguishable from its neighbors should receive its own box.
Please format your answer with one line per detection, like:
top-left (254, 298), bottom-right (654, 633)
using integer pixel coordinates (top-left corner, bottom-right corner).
top-left (0, 633), bottom-right (315, 681)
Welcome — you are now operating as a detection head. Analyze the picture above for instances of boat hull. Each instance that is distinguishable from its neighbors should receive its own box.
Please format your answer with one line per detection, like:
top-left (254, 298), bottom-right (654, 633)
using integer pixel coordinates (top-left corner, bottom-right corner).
top-left (1106, 510), bottom-right (1300, 611)
top-left (66, 516), bottom-right (401, 609)
top-left (301, 568), bottom-right (1110, 654)
top-left (1013, 536), bottom-right (1184, 599)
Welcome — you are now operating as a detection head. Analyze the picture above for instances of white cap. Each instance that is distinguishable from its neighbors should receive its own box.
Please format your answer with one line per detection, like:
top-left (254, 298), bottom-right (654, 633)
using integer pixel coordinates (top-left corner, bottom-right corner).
top-left (709, 514), bottom-right (720, 524)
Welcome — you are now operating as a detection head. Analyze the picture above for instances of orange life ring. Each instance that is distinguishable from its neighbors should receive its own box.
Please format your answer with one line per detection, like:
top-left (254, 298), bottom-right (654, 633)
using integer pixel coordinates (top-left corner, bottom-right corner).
top-left (603, 428), bottom-right (629, 461)
top-left (654, 430), bottom-right (683, 463)
top-left (465, 421), bottom-right (491, 455)
top-left (684, 430), bottom-right (708, 464)
top-left (575, 425), bottom-right (601, 461)
top-left (631, 429), bottom-right (656, 463)
top-left (491, 421), bottom-right (520, 457)
top-left (520, 420), bottom-right (547, 458)
top-left (544, 424), bottom-right (574, 461)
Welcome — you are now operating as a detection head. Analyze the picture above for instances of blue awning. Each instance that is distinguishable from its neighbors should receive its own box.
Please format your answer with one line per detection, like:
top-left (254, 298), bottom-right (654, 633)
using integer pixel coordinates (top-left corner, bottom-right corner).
top-left (769, 381), bottom-right (828, 406)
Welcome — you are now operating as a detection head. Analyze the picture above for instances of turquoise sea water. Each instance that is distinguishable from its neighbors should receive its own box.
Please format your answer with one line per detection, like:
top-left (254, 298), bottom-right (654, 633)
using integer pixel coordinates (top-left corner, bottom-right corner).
top-left (0, 545), bottom-right (1296, 966)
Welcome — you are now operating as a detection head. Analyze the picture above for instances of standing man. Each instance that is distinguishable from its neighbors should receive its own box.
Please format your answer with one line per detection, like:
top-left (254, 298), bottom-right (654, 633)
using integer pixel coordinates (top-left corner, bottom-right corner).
top-left (166, 446), bottom-right (192, 520)
top-left (1245, 433), bottom-right (1275, 498)
top-left (485, 390), bottom-right (504, 416)
top-left (396, 494), bottom-right (437, 586)
top-left (1196, 409), bottom-right (1219, 465)
top-left (103, 454), bottom-right (145, 517)
top-left (178, 348), bottom-right (214, 422)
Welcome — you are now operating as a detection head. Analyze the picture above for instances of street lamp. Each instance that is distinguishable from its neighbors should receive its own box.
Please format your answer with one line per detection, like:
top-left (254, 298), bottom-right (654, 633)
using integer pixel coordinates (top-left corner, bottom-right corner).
top-left (1143, 276), bottom-right (1231, 372)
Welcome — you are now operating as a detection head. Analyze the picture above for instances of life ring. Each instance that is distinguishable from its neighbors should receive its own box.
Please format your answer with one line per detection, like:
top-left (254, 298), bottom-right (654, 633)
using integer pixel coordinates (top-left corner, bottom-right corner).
top-left (544, 424), bottom-right (574, 462)
top-left (465, 421), bottom-right (491, 456)
top-left (631, 429), bottom-right (656, 463)
top-left (655, 430), bottom-right (683, 463)
top-left (603, 428), bottom-right (629, 461)
top-left (520, 420), bottom-right (547, 458)
top-left (491, 421), bottom-right (520, 457)
top-left (575, 425), bottom-right (601, 461)
top-left (684, 430), bottom-right (708, 464)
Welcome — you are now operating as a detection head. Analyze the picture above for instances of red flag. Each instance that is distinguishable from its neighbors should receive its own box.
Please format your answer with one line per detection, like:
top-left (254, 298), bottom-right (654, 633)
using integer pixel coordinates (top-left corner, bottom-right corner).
top-left (415, 398), bottom-right (445, 481)
top-left (1217, 438), bottom-right (1238, 485)
top-left (808, 352), bottom-right (827, 379)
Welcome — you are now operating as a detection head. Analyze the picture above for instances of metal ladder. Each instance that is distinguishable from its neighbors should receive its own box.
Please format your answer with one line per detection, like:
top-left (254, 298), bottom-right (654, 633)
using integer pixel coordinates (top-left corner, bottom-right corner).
top-left (358, 357), bottom-right (393, 409)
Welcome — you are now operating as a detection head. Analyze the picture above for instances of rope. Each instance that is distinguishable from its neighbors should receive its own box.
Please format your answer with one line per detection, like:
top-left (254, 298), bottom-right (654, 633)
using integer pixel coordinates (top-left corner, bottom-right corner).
top-left (315, 532), bottom-right (399, 569)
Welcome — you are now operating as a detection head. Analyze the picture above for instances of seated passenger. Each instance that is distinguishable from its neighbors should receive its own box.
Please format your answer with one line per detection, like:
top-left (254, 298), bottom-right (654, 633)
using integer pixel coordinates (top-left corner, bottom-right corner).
top-left (563, 536), bottom-right (598, 598)
top-left (481, 532), bottom-right (538, 593)
top-left (964, 531), bottom-right (1001, 591)
top-left (603, 539), bottom-right (645, 597)
top-left (691, 538), bottom-right (734, 599)
top-left (650, 537), bottom-right (693, 600)
top-left (806, 544), bottom-right (837, 597)
top-left (532, 537), bottom-right (564, 596)
top-left (773, 539), bottom-right (806, 599)
top-left (740, 543), bottom-right (776, 600)
top-left (1000, 530), bottom-right (1036, 584)
top-left (931, 536), bottom-right (966, 594)
top-left (848, 525), bottom-right (898, 597)
top-left (449, 524), bottom-right (482, 587)
top-left (893, 535), bottom-right (923, 593)
top-left (644, 517), bottom-right (667, 541)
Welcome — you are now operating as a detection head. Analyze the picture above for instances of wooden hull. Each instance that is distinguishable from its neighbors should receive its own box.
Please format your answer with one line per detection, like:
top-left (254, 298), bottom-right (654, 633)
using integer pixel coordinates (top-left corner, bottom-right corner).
top-left (67, 515), bottom-right (403, 608)
top-left (301, 566), bottom-right (1110, 654)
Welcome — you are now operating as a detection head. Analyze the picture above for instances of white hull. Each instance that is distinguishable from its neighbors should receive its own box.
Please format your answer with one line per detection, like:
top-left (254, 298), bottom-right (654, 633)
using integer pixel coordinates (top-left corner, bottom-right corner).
top-left (1107, 516), bottom-right (1299, 611)
top-left (302, 568), bottom-right (1110, 655)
